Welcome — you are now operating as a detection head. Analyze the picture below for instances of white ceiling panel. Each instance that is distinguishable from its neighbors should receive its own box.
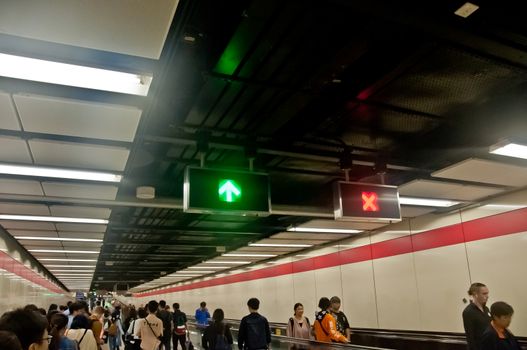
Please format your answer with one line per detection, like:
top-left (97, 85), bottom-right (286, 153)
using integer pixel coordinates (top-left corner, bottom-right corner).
top-left (8, 230), bottom-right (58, 237)
top-left (298, 219), bottom-right (387, 230)
top-left (29, 139), bottom-right (130, 171)
top-left (42, 182), bottom-right (118, 200)
top-left (254, 238), bottom-right (329, 245)
top-left (20, 241), bottom-right (62, 248)
top-left (0, 221), bottom-right (55, 230)
top-left (0, 92), bottom-right (20, 130)
top-left (0, 136), bottom-right (32, 163)
top-left (0, 179), bottom-right (44, 195)
top-left (0, 202), bottom-right (49, 215)
top-left (400, 206), bottom-right (436, 218)
top-left (58, 232), bottom-right (104, 240)
top-left (61, 242), bottom-right (103, 249)
top-left (15, 94), bottom-right (142, 142)
top-left (49, 206), bottom-right (111, 219)
top-left (55, 223), bottom-right (107, 232)
top-left (271, 232), bottom-right (351, 240)
top-left (432, 158), bottom-right (527, 187)
top-left (399, 179), bottom-right (504, 201)
top-left (0, 0), bottom-right (179, 59)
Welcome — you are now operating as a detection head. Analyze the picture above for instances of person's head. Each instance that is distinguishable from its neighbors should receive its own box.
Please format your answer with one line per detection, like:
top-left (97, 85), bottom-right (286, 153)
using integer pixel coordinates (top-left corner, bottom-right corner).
top-left (128, 308), bottom-right (137, 320)
top-left (159, 300), bottom-right (166, 309)
top-left (95, 301), bottom-right (101, 307)
top-left (48, 313), bottom-right (68, 350)
top-left (173, 303), bottom-right (180, 311)
top-left (23, 305), bottom-right (39, 313)
top-left (212, 309), bottom-right (224, 324)
top-left (79, 301), bottom-right (89, 315)
top-left (0, 331), bottom-right (23, 350)
top-left (137, 308), bottom-right (147, 319)
top-left (92, 306), bottom-right (104, 318)
top-left (58, 306), bottom-right (67, 312)
top-left (247, 298), bottom-right (260, 312)
top-left (47, 305), bottom-right (57, 313)
top-left (69, 302), bottom-right (84, 316)
top-left (0, 309), bottom-right (49, 350)
top-left (147, 301), bottom-right (159, 314)
top-left (318, 297), bottom-right (331, 311)
top-left (468, 283), bottom-right (489, 306)
top-left (293, 303), bottom-right (304, 317)
top-left (70, 315), bottom-right (89, 330)
top-left (491, 301), bottom-right (514, 329)
top-left (66, 301), bottom-right (72, 308)
top-left (200, 301), bottom-right (206, 309)
top-left (330, 296), bottom-right (341, 312)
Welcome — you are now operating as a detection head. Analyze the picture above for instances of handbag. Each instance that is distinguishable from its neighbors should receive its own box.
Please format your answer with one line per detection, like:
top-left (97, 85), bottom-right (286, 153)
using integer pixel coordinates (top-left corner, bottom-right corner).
top-left (186, 332), bottom-right (194, 350)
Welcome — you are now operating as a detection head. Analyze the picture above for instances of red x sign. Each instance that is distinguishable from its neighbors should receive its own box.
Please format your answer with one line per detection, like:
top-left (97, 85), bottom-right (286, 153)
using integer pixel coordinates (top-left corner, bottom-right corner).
top-left (362, 192), bottom-right (379, 212)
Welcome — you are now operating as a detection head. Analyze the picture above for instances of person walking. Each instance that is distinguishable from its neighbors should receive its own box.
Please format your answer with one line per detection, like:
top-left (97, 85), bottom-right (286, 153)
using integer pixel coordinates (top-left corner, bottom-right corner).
top-left (463, 283), bottom-right (491, 350)
top-left (238, 298), bottom-right (271, 350)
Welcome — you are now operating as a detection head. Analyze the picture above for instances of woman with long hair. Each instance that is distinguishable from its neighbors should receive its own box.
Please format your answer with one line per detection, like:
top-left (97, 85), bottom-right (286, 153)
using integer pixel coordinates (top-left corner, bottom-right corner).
top-left (286, 303), bottom-right (312, 340)
top-left (202, 308), bottom-right (233, 350)
top-left (48, 313), bottom-right (77, 350)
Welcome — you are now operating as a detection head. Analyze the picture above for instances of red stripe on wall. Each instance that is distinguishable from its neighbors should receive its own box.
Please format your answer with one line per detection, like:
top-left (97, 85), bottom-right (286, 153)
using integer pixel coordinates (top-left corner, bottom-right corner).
top-left (0, 250), bottom-right (64, 294)
top-left (136, 207), bottom-right (527, 297)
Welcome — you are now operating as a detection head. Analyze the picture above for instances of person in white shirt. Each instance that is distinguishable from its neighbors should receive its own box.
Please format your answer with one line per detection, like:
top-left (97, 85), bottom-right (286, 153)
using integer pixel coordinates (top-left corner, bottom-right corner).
top-left (135, 301), bottom-right (163, 350)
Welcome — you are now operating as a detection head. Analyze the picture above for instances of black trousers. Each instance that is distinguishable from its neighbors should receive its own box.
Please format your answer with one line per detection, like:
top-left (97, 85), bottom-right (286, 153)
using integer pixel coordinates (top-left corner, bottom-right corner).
top-left (159, 334), bottom-right (172, 350)
top-left (172, 333), bottom-right (186, 350)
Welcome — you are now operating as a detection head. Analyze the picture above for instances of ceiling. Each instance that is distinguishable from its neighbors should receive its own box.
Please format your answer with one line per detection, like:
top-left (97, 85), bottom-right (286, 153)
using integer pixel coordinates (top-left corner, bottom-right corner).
top-left (1, 0), bottom-right (527, 292)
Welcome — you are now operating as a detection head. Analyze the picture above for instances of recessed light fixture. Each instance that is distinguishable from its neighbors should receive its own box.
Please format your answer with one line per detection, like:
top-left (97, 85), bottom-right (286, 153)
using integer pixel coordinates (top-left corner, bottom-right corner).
top-left (454, 2), bottom-right (479, 18)
top-left (0, 53), bottom-right (152, 95)
top-left (39, 259), bottom-right (97, 262)
top-left (188, 266), bottom-right (229, 270)
top-left (0, 215), bottom-right (108, 224)
top-left (0, 163), bottom-right (122, 182)
top-left (399, 196), bottom-right (460, 207)
top-left (29, 249), bottom-right (99, 254)
top-left (15, 236), bottom-right (103, 242)
top-left (287, 227), bottom-right (361, 234)
top-left (489, 140), bottom-right (527, 160)
top-left (222, 253), bottom-right (277, 257)
top-left (249, 243), bottom-right (313, 248)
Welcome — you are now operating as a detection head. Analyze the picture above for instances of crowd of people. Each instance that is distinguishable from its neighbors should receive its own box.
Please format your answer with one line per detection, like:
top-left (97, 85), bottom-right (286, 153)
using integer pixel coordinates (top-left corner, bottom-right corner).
top-left (0, 284), bottom-right (521, 350)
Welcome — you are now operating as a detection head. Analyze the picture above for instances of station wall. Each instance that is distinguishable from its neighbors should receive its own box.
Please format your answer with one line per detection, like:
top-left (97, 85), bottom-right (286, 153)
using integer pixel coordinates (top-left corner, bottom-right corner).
top-left (133, 189), bottom-right (527, 336)
top-left (0, 228), bottom-right (70, 313)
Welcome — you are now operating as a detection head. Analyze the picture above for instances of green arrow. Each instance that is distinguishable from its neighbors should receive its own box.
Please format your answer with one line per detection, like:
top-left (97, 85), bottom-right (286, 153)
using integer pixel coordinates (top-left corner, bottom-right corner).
top-left (218, 179), bottom-right (241, 202)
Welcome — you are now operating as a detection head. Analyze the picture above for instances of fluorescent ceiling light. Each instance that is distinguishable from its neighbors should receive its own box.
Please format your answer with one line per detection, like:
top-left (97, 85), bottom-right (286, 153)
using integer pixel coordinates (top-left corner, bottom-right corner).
top-left (202, 261), bottom-right (250, 265)
top-left (181, 270), bottom-right (215, 273)
top-left (287, 227), bottom-right (361, 234)
top-left (489, 141), bottom-right (527, 160)
top-left (45, 265), bottom-right (96, 268)
top-left (29, 249), bottom-right (99, 254)
top-left (0, 215), bottom-right (108, 224)
top-left (0, 163), bottom-right (122, 182)
top-left (39, 259), bottom-right (97, 262)
top-left (399, 196), bottom-right (459, 207)
top-left (222, 253), bottom-right (277, 257)
top-left (188, 266), bottom-right (229, 270)
top-left (0, 53), bottom-right (152, 96)
top-left (15, 236), bottom-right (103, 242)
top-left (249, 243), bottom-right (313, 248)
top-left (50, 270), bottom-right (95, 273)
top-left (454, 2), bottom-right (479, 18)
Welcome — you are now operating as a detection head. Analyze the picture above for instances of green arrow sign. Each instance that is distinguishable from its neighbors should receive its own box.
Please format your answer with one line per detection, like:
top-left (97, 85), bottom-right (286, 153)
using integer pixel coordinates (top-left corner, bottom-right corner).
top-left (218, 179), bottom-right (242, 202)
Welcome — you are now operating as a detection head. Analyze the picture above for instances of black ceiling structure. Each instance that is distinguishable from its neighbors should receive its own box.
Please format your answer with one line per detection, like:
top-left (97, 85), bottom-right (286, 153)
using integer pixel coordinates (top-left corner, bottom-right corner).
top-left (67, 0), bottom-right (527, 289)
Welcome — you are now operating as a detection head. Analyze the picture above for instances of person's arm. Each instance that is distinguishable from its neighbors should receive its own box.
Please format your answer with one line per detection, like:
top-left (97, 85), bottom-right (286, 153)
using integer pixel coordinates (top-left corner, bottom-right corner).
top-left (265, 318), bottom-right (271, 345)
top-left (463, 310), bottom-right (478, 350)
top-left (226, 325), bottom-right (234, 344)
top-left (325, 316), bottom-right (348, 343)
top-left (342, 313), bottom-right (352, 341)
top-left (134, 320), bottom-right (142, 337)
top-left (286, 318), bottom-right (293, 337)
top-left (202, 326), bottom-right (210, 349)
top-left (237, 318), bottom-right (246, 350)
top-left (480, 330), bottom-right (497, 350)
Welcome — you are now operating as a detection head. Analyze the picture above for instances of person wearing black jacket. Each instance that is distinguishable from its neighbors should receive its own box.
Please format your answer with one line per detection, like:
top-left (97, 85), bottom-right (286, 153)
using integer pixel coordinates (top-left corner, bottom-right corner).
top-left (202, 309), bottom-right (233, 350)
top-left (238, 298), bottom-right (271, 350)
top-left (463, 283), bottom-right (491, 350)
top-left (481, 302), bottom-right (520, 350)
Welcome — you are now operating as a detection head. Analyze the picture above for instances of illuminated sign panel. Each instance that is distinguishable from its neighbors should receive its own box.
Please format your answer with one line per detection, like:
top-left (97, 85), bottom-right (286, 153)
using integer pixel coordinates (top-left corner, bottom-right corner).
top-left (334, 182), bottom-right (401, 221)
top-left (184, 167), bottom-right (270, 216)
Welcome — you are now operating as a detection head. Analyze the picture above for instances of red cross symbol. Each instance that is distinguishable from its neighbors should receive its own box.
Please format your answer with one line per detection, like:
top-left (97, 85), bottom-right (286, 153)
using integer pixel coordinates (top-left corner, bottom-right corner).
top-left (362, 192), bottom-right (379, 212)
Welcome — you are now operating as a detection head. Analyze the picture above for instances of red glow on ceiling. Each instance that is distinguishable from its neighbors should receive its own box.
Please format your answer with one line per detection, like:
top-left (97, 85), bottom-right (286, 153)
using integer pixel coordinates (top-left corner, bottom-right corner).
top-left (362, 192), bottom-right (379, 212)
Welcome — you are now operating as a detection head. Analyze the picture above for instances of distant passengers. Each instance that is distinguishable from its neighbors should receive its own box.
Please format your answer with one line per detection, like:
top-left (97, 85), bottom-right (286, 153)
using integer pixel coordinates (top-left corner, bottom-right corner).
top-left (238, 298), bottom-right (271, 350)
top-left (463, 283), bottom-right (491, 350)
top-left (329, 296), bottom-right (352, 341)
top-left (313, 297), bottom-right (348, 343)
top-left (286, 303), bottom-right (311, 339)
top-left (481, 302), bottom-right (520, 350)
